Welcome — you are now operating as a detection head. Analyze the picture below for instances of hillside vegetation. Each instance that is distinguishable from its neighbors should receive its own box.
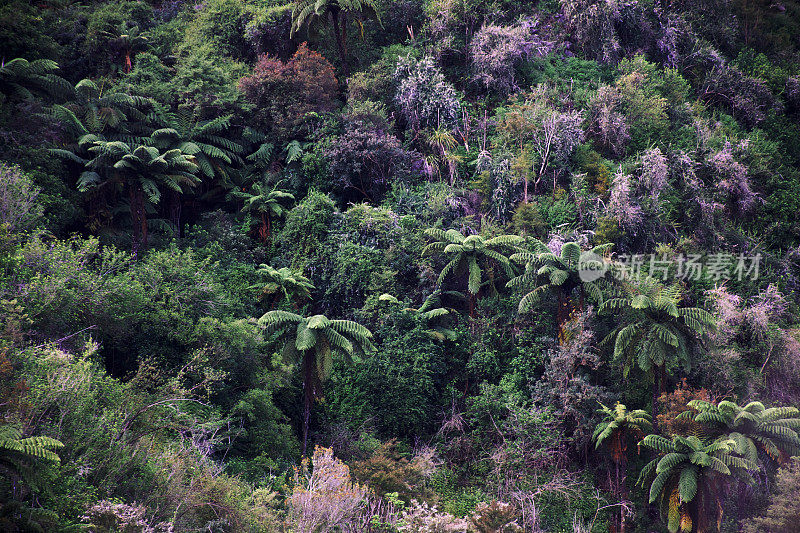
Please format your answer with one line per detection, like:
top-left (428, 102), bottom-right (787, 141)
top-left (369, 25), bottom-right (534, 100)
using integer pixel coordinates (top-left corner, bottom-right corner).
top-left (2, 0), bottom-right (800, 531)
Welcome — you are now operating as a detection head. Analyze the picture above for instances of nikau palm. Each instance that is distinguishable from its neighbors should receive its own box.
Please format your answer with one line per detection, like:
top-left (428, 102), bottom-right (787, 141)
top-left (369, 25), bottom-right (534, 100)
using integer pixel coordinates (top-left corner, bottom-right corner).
top-left (681, 400), bottom-right (800, 470)
top-left (600, 278), bottom-right (715, 421)
top-left (509, 240), bottom-right (612, 342)
top-left (423, 228), bottom-right (522, 318)
top-left (259, 311), bottom-right (374, 454)
top-left (638, 434), bottom-right (755, 533)
top-left (593, 402), bottom-right (652, 532)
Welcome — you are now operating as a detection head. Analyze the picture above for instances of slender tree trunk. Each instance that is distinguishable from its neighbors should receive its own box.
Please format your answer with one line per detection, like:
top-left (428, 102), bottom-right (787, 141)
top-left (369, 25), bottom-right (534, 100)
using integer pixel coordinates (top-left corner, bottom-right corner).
top-left (619, 445), bottom-right (629, 533)
top-left (301, 350), bottom-right (314, 456)
top-left (259, 213), bottom-right (268, 242)
top-left (125, 50), bottom-right (132, 73)
top-left (523, 176), bottom-right (528, 204)
top-left (330, 10), bottom-right (348, 76)
top-left (129, 185), bottom-right (147, 257)
top-left (557, 292), bottom-right (568, 344)
top-left (169, 190), bottom-right (182, 237)
top-left (652, 368), bottom-right (662, 431)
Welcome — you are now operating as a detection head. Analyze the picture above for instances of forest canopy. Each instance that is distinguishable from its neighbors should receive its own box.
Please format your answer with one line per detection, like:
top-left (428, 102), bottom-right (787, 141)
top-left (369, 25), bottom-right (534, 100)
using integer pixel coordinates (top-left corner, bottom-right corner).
top-left (2, 0), bottom-right (800, 531)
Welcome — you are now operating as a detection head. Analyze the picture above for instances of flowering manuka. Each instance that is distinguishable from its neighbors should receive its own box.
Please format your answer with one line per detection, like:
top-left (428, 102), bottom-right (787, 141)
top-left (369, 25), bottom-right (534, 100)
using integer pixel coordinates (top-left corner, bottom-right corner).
top-left (638, 147), bottom-right (669, 203)
top-left (469, 18), bottom-right (553, 95)
top-left (393, 55), bottom-right (461, 132)
top-left (588, 86), bottom-right (630, 157)
top-left (607, 167), bottom-right (643, 231)
top-left (707, 141), bottom-right (759, 215)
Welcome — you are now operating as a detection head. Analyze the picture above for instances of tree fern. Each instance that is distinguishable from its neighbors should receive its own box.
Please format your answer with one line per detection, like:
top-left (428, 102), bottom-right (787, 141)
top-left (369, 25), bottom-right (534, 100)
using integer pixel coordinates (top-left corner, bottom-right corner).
top-left (424, 227), bottom-right (521, 318)
top-left (257, 311), bottom-right (374, 453)
top-left (683, 399), bottom-right (800, 470)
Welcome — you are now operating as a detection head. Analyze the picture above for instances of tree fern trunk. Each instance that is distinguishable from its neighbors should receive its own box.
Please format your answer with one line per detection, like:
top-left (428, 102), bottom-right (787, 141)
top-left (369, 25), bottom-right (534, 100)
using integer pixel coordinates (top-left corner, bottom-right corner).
top-left (169, 190), bottom-right (182, 237)
top-left (652, 371), bottom-right (661, 432)
top-left (302, 350), bottom-right (313, 456)
top-left (330, 10), bottom-right (348, 76)
top-left (129, 185), bottom-right (147, 257)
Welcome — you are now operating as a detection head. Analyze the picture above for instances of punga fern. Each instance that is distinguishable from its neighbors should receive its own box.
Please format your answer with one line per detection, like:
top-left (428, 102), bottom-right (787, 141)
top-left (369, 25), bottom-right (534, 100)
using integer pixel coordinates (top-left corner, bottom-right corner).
top-left (0, 423), bottom-right (63, 492)
top-left (508, 239), bottom-right (613, 342)
top-left (600, 277), bottom-right (715, 421)
top-left (258, 311), bottom-right (374, 454)
top-left (252, 265), bottom-right (314, 308)
top-left (379, 289), bottom-right (464, 342)
top-left (290, 0), bottom-right (382, 74)
top-left (638, 434), bottom-right (755, 533)
top-left (593, 402), bottom-right (652, 532)
top-left (231, 181), bottom-right (295, 241)
top-left (423, 228), bottom-right (522, 318)
top-left (680, 400), bottom-right (800, 470)
top-left (0, 58), bottom-right (72, 102)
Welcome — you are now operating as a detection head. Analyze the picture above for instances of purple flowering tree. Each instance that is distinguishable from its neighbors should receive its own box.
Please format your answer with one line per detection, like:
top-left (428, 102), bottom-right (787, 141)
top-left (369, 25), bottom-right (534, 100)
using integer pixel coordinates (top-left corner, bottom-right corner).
top-left (469, 19), bottom-right (552, 95)
top-left (588, 86), bottom-right (630, 158)
top-left (393, 55), bottom-right (461, 132)
top-left (326, 116), bottom-right (421, 203)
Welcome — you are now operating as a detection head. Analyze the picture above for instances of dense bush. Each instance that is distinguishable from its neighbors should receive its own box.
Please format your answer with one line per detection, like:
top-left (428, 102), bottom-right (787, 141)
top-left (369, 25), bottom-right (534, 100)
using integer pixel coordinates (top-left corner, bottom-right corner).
top-left (239, 42), bottom-right (339, 139)
top-left (3, 0), bottom-right (800, 530)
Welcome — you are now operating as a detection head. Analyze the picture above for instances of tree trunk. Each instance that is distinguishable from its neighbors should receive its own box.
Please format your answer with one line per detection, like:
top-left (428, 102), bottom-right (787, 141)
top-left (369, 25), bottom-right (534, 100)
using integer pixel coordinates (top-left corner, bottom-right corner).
top-left (129, 185), bottom-right (147, 257)
top-left (619, 445), bottom-right (629, 533)
top-left (301, 350), bottom-right (315, 456)
top-left (259, 213), bottom-right (269, 242)
top-left (169, 190), bottom-right (182, 237)
top-left (557, 292), bottom-right (568, 344)
top-left (330, 10), bottom-right (348, 76)
top-left (303, 350), bottom-right (312, 455)
top-left (523, 177), bottom-right (528, 204)
top-left (125, 50), bottom-right (132, 73)
top-left (652, 369), bottom-right (662, 432)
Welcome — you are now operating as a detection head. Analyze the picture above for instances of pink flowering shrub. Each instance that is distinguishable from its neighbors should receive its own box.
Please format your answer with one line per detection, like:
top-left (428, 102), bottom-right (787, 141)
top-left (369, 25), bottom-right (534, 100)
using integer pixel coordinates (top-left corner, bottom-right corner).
top-left (560, 0), bottom-right (650, 63)
top-left (394, 55), bottom-right (461, 131)
top-left (288, 446), bottom-right (368, 532)
top-left (606, 167), bottom-right (643, 230)
top-left (707, 286), bottom-right (743, 346)
top-left (745, 285), bottom-right (787, 339)
top-left (326, 115), bottom-right (422, 203)
top-left (701, 65), bottom-right (781, 127)
top-left (786, 76), bottom-right (800, 113)
top-left (588, 86), bottom-right (630, 157)
top-left (0, 162), bottom-right (43, 240)
top-left (706, 284), bottom-right (798, 400)
top-left (469, 501), bottom-right (523, 532)
top-left (469, 19), bottom-right (552, 95)
top-left (398, 500), bottom-right (471, 532)
top-left (706, 141), bottom-right (759, 214)
top-left (638, 147), bottom-right (669, 203)
top-left (83, 500), bottom-right (172, 533)
top-left (707, 284), bottom-right (786, 345)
